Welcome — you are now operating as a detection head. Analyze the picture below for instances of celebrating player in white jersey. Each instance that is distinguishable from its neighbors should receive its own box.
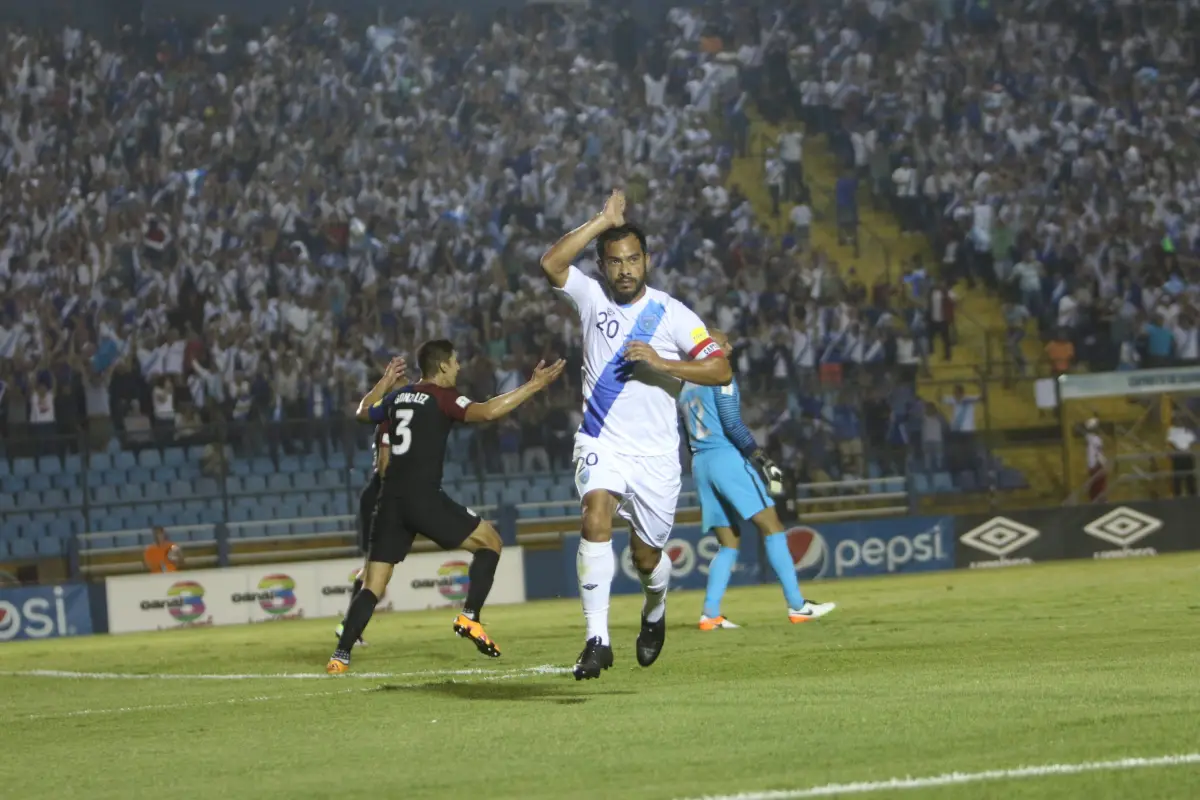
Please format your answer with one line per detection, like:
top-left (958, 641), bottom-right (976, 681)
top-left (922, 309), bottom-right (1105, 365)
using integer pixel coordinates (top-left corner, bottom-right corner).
top-left (540, 189), bottom-right (733, 680)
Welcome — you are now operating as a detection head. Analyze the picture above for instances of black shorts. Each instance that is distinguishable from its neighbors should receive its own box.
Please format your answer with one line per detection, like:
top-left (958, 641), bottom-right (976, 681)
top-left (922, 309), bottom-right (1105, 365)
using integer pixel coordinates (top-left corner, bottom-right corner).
top-left (367, 484), bottom-right (481, 565)
top-left (358, 473), bottom-right (382, 554)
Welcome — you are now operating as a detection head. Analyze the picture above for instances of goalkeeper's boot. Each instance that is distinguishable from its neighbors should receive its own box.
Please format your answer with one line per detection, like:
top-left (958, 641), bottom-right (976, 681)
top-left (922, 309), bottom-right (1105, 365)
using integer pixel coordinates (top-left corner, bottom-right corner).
top-left (698, 614), bottom-right (741, 631)
top-left (788, 600), bottom-right (837, 624)
top-left (453, 614), bottom-right (501, 658)
top-left (572, 636), bottom-right (614, 680)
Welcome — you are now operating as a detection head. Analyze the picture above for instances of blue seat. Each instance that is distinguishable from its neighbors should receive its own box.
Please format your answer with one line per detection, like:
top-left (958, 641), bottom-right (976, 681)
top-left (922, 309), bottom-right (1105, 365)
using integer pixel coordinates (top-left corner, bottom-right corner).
top-left (10, 538), bottom-right (36, 558)
top-left (318, 469), bottom-right (342, 489)
top-left (52, 472), bottom-right (79, 490)
top-left (251, 458), bottom-right (275, 476)
top-left (138, 450), bottom-right (162, 468)
top-left (291, 521), bottom-right (316, 535)
top-left (114, 451), bottom-right (136, 470)
top-left (0, 493), bottom-right (14, 511)
top-left (231, 460), bottom-right (253, 476)
top-left (999, 468), bottom-right (1028, 490)
top-left (524, 486), bottom-right (549, 504)
top-left (169, 480), bottom-right (192, 498)
top-left (277, 501), bottom-right (302, 519)
top-left (195, 477), bottom-right (219, 497)
top-left (267, 474), bottom-right (292, 492)
top-left (17, 490), bottom-right (39, 510)
top-left (118, 484), bottom-right (143, 502)
top-left (177, 510), bottom-right (204, 526)
top-left (229, 505), bottom-right (255, 522)
top-left (101, 469), bottom-right (125, 487)
top-left (932, 472), bottom-right (955, 493)
top-left (197, 506), bottom-right (223, 524)
top-left (13, 458), bottom-right (36, 476)
top-left (500, 487), bottom-right (522, 506)
top-left (143, 482), bottom-right (167, 501)
top-left (957, 471), bottom-right (978, 492)
top-left (114, 533), bottom-right (141, 548)
top-left (0, 459), bottom-right (8, 477)
top-left (46, 518), bottom-right (72, 539)
top-left (163, 447), bottom-right (186, 466)
top-left (38, 534), bottom-right (66, 556)
top-left (293, 471), bottom-right (317, 491)
top-left (150, 465), bottom-right (175, 484)
top-left (26, 473), bottom-right (50, 492)
top-left (126, 510), bottom-right (152, 529)
top-left (242, 475), bottom-right (267, 494)
top-left (301, 453), bottom-right (327, 471)
top-left (224, 476), bottom-right (244, 494)
top-left (41, 489), bottom-right (66, 508)
top-left (1, 475), bottom-right (23, 494)
top-left (279, 455), bottom-right (302, 473)
top-left (325, 493), bottom-right (352, 516)
top-left (89, 453), bottom-right (112, 472)
top-left (549, 484), bottom-right (574, 502)
top-left (36, 455), bottom-right (62, 475)
top-left (912, 473), bottom-right (931, 494)
top-left (239, 523), bottom-right (269, 539)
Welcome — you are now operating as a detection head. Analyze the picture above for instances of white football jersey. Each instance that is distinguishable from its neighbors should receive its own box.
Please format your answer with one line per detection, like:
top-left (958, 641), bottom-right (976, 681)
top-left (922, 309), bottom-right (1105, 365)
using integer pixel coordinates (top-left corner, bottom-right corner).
top-left (556, 266), bottom-right (721, 456)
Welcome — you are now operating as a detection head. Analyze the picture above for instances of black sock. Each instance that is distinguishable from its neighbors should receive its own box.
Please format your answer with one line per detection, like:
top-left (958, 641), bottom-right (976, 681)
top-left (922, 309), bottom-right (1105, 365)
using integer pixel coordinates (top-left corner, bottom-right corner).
top-left (350, 577), bottom-right (363, 604)
top-left (336, 589), bottom-right (378, 653)
top-left (462, 549), bottom-right (501, 621)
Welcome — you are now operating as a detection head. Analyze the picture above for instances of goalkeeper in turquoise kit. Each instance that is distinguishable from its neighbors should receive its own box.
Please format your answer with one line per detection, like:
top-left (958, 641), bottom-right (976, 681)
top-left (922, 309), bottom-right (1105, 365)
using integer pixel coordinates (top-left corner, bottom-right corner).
top-left (678, 330), bottom-right (836, 629)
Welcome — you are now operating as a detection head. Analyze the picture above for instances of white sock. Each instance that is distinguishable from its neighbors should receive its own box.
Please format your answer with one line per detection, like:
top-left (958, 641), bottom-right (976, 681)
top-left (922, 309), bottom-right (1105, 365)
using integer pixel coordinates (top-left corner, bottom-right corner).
top-left (577, 539), bottom-right (614, 645)
top-left (639, 551), bottom-right (671, 624)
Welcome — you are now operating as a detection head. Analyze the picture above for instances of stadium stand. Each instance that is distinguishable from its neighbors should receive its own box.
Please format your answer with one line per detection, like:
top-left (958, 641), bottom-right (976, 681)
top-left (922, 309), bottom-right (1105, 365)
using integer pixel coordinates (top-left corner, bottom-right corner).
top-left (16, 0), bottom-right (1193, 564)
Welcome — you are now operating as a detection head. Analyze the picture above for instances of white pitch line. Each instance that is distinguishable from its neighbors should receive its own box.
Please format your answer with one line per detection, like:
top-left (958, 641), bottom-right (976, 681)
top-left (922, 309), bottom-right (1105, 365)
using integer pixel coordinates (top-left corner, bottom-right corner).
top-left (20, 666), bottom-right (574, 721)
top-left (1, 664), bottom-right (570, 681)
top-left (676, 754), bottom-right (1200, 800)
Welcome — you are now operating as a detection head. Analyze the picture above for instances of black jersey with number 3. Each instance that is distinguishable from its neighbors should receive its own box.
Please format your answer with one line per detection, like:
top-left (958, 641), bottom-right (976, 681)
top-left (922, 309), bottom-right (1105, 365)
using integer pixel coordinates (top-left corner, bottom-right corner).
top-left (367, 381), bottom-right (473, 489)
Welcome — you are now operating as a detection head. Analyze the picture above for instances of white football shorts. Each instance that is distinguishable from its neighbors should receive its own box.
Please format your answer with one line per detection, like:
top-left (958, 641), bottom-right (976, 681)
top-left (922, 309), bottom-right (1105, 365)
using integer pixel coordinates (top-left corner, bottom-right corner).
top-left (573, 436), bottom-right (681, 549)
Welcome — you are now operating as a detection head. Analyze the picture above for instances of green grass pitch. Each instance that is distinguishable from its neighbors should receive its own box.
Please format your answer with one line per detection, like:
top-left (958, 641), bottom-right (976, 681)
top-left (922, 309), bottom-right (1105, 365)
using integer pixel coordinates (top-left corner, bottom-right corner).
top-left (3, 554), bottom-right (1200, 799)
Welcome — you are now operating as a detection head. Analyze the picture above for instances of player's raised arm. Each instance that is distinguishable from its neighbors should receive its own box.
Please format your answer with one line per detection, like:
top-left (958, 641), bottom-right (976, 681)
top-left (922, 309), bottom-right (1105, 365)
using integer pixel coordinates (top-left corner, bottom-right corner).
top-left (463, 359), bottom-right (566, 423)
top-left (539, 189), bottom-right (626, 289)
top-left (355, 357), bottom-right (407, 422)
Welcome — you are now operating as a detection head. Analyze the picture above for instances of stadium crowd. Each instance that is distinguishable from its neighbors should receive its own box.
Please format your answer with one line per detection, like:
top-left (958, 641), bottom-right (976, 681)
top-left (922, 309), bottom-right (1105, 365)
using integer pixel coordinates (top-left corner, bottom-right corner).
top-left (797, 0), bottom-right (1200, 375)
top-left (0, 4), bottom-right (932, 488)
top-left (2, 0), bottom-right (1195, 493)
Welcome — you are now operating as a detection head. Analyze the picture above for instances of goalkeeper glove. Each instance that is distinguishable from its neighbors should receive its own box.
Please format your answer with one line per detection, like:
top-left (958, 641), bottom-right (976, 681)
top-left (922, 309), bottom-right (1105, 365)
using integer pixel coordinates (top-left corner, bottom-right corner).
top-left (751, 449), bottom-right (784, 497)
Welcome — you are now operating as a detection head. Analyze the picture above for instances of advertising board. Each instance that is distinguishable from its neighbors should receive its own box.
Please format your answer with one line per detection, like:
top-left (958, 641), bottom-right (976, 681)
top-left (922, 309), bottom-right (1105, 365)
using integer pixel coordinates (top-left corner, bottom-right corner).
top-left (0, 583), bottom-right (94, 641)
top-left (785, 516), bottom-right (955, 580)
top-left (106, 549), bottom-right (526, 634)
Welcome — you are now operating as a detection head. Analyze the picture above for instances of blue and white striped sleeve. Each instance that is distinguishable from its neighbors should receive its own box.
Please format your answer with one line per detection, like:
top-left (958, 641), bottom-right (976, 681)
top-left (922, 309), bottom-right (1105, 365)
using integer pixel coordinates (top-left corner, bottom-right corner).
top-left (714, 383), bottom-right (758, 456)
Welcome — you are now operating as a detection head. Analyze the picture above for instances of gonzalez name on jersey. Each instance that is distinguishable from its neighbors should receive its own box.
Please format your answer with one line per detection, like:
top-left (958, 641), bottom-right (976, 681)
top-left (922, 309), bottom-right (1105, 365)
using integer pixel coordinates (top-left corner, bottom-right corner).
top-left (556, 265), bottom-right (721, 456)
